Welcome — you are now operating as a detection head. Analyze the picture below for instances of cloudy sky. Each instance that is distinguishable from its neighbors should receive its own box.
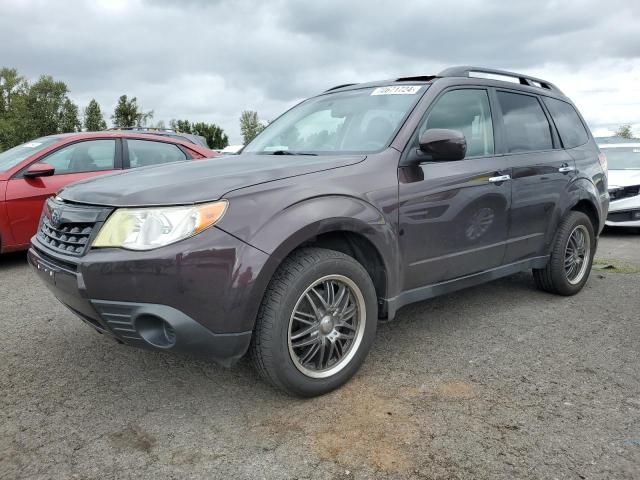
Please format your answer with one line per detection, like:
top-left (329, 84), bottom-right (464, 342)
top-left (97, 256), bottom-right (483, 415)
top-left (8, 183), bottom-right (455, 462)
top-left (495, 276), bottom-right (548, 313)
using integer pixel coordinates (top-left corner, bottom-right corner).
top-left (2, 0), bottom-right (639, 143)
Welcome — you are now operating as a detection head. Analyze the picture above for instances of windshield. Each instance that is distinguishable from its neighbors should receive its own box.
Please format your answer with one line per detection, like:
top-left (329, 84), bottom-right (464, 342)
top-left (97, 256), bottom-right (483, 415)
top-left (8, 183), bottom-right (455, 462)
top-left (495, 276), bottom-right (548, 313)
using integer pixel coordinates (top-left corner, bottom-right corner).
top-left (602, 147), bottom-right (640, 170)
top-left (0, 137), bottom-right (61, 172)
top-left (244, 85), bottom-right (427, 155)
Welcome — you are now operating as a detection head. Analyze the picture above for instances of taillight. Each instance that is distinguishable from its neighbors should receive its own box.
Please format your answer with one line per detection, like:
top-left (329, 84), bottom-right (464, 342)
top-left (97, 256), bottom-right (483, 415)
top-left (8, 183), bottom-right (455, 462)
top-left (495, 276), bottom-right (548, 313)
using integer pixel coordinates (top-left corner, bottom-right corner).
top-left (598, 152), bottom-right (608, 176)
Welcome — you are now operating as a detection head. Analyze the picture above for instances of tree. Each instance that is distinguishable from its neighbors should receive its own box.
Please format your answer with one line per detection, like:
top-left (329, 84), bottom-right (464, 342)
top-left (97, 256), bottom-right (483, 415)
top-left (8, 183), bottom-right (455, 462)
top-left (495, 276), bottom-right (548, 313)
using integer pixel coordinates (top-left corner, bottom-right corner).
top-left (0, 68), bottom-right (29, 150)
top-left (111, 95), bottom-right (153, 128)
top-left (0, 68), bottom-right (26, 116)
top-left (59, 98), bottom-right (81, 133)
top-left (239, 110), bottom-right (265, 145)
top-left (192, 121), bottom-right (229, 149)
top-left (615, 124), bottom-right (635, 139)
top-left (169, 119), bottom-right (192, 133)
top-left (83, 98), bottom-right (107, 131)
top-left (0, 70), bottom-right (78, 147)
top-left (25, 75), bottom-right (70, 138)
top-left (170, 119), bottom-right (229, 149)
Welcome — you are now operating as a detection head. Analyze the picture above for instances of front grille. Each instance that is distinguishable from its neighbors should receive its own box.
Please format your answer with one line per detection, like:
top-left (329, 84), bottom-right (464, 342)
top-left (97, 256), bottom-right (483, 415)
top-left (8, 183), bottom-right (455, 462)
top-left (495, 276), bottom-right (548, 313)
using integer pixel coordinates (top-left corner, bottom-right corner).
top-left (609, 185), bottom-right (640, 201)
top-left (38, 217), bottom-right (94, 256)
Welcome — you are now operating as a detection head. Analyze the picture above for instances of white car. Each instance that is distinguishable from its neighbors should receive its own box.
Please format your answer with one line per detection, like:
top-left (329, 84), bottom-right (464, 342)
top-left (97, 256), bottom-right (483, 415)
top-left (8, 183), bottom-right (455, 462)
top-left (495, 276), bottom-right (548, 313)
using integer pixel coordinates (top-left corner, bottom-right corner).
top-left (599, 142), bottom-right (640, 228)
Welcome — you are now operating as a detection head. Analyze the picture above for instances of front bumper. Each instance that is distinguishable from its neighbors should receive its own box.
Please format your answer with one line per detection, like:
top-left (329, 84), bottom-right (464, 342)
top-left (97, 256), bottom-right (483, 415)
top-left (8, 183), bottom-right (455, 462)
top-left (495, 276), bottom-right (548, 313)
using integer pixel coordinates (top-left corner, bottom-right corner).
top-left (605, 196), bottom-right (640, 228)
top-left (29, 225), bottom-right (271, 366)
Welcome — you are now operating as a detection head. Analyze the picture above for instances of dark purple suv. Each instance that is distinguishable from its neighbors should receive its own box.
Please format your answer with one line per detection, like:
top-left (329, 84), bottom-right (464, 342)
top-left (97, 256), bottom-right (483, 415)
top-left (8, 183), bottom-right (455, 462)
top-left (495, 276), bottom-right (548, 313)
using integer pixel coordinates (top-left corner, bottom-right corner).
top-left (29, 67), bottom-right (609, 396)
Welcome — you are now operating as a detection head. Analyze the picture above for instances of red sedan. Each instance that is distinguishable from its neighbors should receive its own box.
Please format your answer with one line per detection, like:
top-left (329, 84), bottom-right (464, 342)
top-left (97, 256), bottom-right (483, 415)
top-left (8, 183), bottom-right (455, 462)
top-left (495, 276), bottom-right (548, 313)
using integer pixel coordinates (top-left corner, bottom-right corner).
top-left (0, 132), bottom-right (217, 253)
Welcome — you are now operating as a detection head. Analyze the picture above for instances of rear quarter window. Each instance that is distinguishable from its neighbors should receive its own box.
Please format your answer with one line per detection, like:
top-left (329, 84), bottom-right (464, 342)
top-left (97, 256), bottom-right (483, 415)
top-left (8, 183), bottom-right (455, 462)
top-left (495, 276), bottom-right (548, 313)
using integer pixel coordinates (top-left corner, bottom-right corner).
top-left (127, 140), bottom-right (188, 168)
top-left (543, 97), bottom-right (589, 149)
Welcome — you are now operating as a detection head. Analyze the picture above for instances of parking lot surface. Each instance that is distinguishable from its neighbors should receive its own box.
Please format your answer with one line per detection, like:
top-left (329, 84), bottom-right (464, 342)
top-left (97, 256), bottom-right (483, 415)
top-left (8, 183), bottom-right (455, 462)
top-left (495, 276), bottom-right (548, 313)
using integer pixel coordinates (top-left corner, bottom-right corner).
top-left (1, 231), bottom-right (639, 480)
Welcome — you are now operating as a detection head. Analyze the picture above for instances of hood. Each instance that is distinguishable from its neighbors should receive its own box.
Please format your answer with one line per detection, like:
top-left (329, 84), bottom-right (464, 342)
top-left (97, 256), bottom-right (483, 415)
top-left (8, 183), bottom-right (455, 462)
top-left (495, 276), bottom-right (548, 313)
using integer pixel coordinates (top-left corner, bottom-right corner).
top-left (58, 154), bottom-right (365, 207)
top-left (608, 169), bottom-right (640, 189)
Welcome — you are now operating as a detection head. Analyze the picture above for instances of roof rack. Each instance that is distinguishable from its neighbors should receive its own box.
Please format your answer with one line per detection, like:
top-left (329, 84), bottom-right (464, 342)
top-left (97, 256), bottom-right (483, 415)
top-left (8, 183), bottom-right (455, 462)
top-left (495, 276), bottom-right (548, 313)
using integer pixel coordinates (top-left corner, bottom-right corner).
top-left (324, 83), bottom-right (358, 92)
top-left (438, 66), bottom-right (562, 94)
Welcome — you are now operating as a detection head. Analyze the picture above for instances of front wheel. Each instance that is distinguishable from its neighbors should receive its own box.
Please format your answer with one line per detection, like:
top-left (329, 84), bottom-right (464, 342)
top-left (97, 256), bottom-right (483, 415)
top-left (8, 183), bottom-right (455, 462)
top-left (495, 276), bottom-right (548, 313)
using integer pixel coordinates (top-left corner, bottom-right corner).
top-left (533, 211), bottom-right (596, 295)
top-left (250, 247), bottom-right (377, 397)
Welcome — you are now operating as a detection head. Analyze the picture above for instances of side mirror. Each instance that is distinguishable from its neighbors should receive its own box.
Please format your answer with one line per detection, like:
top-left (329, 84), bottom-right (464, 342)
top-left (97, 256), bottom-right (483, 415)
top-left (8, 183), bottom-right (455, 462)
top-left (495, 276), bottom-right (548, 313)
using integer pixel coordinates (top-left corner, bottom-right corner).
top-left (24, 163), bottom-right (55, 178)
top-left (418, 129), bottom-right (467, 162)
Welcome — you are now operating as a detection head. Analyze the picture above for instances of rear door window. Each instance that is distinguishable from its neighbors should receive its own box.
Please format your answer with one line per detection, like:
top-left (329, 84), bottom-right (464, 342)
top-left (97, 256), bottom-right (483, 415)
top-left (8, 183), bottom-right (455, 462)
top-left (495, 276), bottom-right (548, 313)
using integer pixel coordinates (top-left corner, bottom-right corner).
top-left (127, 140), bottom-right (187, 168)
top-left (542, 97), bottom-right (589, 148)
top-left (496, 91), bottom-right (553, 153)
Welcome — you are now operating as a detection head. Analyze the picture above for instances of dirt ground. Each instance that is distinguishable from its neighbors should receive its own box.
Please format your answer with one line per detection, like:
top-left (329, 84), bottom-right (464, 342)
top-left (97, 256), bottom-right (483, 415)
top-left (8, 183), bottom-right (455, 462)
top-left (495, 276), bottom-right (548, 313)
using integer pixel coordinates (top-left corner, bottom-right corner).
top-left (1, 230), bottom-right (639, 479)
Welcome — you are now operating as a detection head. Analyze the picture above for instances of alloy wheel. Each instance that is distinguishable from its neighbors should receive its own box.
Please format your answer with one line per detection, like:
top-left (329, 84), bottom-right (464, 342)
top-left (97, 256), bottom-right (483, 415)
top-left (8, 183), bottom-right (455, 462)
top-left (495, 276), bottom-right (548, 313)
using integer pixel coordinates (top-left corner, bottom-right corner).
top-left (564, 225), bottom-right (591, 285)
top-left (287, 275), bottom-right (366, 379)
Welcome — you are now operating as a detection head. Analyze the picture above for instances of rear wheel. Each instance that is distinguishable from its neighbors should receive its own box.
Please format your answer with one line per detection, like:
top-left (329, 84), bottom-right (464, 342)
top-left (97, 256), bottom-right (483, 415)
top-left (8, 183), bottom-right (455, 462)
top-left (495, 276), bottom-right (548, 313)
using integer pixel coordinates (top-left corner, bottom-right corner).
top-left (250, 247), bottom-right (377, 397)
top-left (533, 211), bottom-right (596, 295)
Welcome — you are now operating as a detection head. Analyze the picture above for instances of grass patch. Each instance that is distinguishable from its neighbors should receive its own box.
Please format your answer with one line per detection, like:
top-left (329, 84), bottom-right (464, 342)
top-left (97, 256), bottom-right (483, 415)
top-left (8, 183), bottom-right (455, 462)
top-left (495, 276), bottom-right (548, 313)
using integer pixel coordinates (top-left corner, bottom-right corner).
top-left (592, 258), bottom-right (640, 274)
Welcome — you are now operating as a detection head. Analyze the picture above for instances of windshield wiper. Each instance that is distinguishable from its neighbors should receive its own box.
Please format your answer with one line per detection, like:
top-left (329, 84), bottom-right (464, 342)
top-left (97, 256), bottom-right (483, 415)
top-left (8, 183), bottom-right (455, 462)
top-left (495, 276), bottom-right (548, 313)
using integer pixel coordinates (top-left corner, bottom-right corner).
top-left (269, 150), bottom-right (318, 156)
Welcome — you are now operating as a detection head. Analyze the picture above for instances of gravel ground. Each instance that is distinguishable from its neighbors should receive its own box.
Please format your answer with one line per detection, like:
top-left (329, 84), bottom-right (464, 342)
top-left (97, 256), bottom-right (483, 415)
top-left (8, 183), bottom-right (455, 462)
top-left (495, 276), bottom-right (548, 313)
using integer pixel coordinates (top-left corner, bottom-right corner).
top-left (1, 232), bottom-right (639, 480)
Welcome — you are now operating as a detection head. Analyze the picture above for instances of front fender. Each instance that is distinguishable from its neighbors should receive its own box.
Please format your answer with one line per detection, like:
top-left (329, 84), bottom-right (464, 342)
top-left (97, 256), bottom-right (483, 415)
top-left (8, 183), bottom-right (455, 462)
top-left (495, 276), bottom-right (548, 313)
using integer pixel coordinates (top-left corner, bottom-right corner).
top-left (218, 194), bottom-right (401, 302)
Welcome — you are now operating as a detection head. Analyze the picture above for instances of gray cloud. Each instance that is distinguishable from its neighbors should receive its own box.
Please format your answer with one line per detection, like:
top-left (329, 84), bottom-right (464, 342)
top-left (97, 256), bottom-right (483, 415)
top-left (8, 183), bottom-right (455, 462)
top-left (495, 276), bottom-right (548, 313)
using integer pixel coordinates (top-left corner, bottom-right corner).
top-left (1, 0), bottom-right (639, 142)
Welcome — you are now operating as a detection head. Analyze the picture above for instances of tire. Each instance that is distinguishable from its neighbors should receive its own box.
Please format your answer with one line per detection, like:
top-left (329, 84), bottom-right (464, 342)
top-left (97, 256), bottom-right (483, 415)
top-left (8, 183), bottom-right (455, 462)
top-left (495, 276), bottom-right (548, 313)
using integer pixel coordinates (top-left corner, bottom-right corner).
top-left (250, 247), bottom-right (378, 397)
top-left (533, 211), bottom-right (596, 295)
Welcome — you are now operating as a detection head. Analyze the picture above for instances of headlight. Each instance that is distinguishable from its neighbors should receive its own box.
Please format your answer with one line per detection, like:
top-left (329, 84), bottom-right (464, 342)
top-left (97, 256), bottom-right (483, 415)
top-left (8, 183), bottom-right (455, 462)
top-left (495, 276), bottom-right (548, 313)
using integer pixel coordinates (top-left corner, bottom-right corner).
top-left (92, 200), bottom-right (228, 250)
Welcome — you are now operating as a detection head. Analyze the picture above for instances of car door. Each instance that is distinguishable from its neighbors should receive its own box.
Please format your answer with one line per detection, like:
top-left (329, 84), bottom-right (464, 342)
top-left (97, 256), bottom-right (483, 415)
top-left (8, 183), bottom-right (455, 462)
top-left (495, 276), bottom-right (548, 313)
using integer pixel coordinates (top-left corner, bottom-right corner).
top-left (492, 89), bottom-right (576, 263)
top-left (5, 139), bottom-right (121, 247)
top-left (398, 87), bottom-right (511, 290)
top-left (123, 139), bottom-right (189, 169)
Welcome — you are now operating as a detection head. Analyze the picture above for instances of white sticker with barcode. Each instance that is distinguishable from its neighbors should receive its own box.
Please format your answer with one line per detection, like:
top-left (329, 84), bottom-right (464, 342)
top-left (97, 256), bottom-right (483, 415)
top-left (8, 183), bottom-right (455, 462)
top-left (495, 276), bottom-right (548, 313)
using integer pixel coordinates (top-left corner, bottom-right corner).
top-left (24, 142), bottom-right (42, 148)
top-left (371, 85), bottom-right (422, 96)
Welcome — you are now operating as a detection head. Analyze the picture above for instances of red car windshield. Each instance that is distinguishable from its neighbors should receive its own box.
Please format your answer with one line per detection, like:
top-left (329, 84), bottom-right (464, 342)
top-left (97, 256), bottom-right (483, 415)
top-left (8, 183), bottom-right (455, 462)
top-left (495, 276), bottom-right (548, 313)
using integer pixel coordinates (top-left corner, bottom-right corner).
top-left (0, 137), bottom-right (61, 172)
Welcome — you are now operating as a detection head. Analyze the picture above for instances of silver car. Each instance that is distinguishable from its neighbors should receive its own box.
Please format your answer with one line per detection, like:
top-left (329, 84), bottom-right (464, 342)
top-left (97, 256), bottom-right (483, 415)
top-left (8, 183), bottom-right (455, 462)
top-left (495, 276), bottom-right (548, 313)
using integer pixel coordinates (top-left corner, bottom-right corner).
top-left (599, 142), bottom-right (640, 228)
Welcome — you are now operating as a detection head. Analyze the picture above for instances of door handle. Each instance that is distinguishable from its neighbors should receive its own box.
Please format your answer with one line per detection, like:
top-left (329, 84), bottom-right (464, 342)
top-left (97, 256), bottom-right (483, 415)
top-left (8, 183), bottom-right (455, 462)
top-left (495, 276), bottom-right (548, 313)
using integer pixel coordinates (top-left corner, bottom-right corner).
top-left (558, 165), bottom-right (575, 173)
top-left (488, 174), bottom-right (511, 183)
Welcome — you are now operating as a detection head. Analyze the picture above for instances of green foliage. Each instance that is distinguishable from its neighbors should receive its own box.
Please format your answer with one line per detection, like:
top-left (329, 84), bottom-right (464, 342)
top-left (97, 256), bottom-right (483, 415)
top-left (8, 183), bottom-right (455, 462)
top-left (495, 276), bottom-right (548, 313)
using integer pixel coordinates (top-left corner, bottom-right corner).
top-left (615, 124), bottom-right (635, 139)
top-left (111, 95), bottom-right (153, 128)
top-left (26, 75), bottom-right (71, 137)
top-left (192, 122), bottom-right (229, 149)
top-left (59, 98), bottom-right (81, 133)
top-left (0, 67), bottom-right (29, 150)
top-left (170, 119), bottom-right (193, 133)
top-left (0, 69), bottom-right (82, 150)
top-left (170, 119), bottom-right (229, 149)
top-left (83, 99), bottom-right (107, 131)
top-left (0, 66), bottom-right (232, 153)
top-left (240, 110), bottom-right (265, 145)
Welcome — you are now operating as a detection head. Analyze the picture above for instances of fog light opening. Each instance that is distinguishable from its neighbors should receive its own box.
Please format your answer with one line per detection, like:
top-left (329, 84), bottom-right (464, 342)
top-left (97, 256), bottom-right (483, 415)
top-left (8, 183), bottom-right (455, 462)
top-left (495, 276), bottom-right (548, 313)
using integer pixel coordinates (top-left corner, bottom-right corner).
top-left (135, 314), bottom-right (177, 349)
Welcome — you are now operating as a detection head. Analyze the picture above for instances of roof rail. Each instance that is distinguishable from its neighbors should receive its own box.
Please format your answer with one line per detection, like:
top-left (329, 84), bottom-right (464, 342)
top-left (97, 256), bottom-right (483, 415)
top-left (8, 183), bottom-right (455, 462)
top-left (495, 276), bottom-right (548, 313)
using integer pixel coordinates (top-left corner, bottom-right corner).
top-left (438, 66), bottom-right (562, 94)
top-left (107, 127), bottom-right (180, 133)
top-left (324, 83), bottom-right (358, 92)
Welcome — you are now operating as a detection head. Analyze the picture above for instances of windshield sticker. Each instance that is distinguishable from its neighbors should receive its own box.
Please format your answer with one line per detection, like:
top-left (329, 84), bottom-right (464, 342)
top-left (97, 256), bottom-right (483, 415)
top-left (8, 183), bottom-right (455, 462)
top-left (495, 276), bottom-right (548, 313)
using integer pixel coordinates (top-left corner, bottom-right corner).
top-left (634, 149), bottom-right (640, 153)
top-left (371, 85), bottom-right (422, 96)
top-left (23, 142), bottom-right (42, 148)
